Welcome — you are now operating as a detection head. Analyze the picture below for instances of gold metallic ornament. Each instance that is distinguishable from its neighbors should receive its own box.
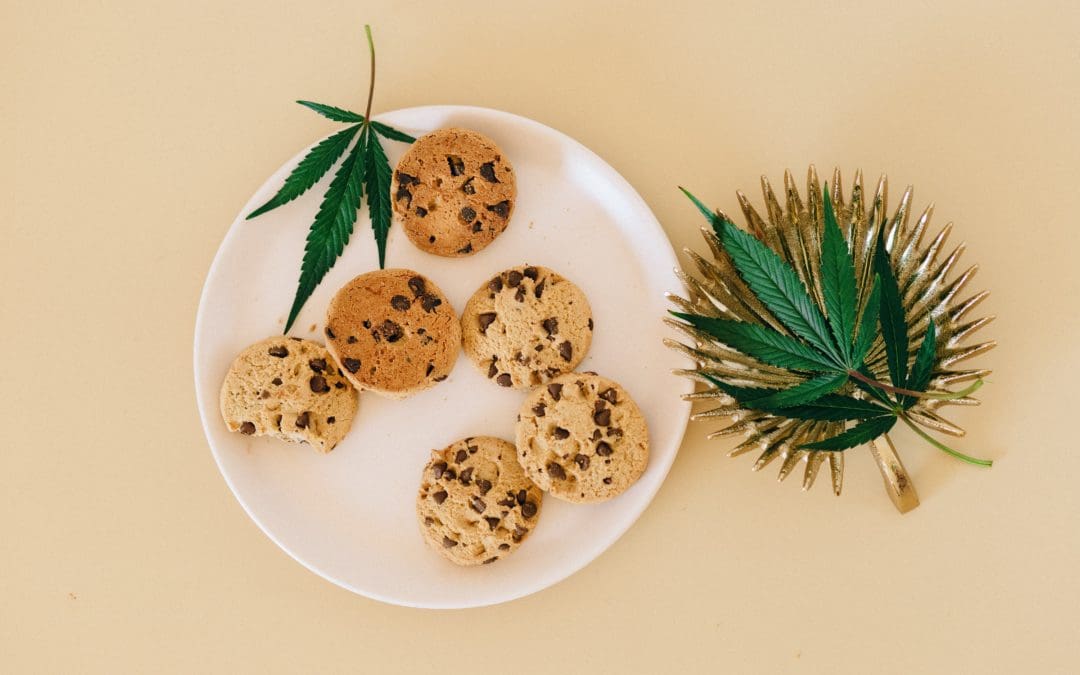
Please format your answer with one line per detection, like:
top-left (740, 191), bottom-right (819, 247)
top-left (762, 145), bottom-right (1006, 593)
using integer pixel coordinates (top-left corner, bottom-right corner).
top-left (667, 167), bottom-right (995, 513)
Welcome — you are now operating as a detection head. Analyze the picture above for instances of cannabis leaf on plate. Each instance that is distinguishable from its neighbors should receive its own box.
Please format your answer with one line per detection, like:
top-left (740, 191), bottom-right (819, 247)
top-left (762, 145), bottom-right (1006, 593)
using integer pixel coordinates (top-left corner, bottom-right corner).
top-left (673, 185), bottom-right (991, 466)
top-left (246, 25), bottom-right (416, 333)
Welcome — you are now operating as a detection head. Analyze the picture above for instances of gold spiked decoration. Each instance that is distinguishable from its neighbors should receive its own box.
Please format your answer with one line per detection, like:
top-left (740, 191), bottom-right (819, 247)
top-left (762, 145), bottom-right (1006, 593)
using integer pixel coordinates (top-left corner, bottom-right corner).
top-left (667, 167), bottom-right (994, 513)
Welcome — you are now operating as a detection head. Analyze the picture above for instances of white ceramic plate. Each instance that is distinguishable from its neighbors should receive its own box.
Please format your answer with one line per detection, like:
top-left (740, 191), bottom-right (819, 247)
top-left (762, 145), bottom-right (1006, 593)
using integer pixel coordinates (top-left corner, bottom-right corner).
top-left (194, 106), bottom-right (692, 608)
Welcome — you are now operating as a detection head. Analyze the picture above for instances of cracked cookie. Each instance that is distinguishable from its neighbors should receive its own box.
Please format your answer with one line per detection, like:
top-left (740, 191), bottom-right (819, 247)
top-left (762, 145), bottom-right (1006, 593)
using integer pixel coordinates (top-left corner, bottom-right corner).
top-left (391, 128), bottom-right (515, 257)
top-left (416, 436), bottom-right (543, 566)
top-left (461, 265), bottom-right (593, 389)
top-left (219, 337), bottom-right (358, 453)
top-left (324, 269), bottom-right (460, 398)
top-left (515, 373), bottom-right (648, 503)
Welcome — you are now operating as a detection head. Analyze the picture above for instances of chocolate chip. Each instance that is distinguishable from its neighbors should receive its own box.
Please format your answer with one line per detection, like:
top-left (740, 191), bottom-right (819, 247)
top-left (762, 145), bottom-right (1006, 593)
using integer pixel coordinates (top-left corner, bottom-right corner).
top-left (444, 468), bottom-right (457, 481)
top-left (408, 276), bottom-right (426, 297)
top-left (432, 461), bottom-right (447, 479)
top-left (343, 358), bottom-right (361, 373)
top-left (433, 374), bottom-right (447, 382)
top-left (547, 462), bottom-right (567, 479)
top-left (469, 496), bottom-right (486, 513)
top-left (395, 171), bottom-right (420, 186)
top-left (394, 185), bottom-right (412, 207)
top-left (507, 270), bottom-right (523, 287)
top-left (309, 358), bottom-right (326, 373)
top-left (478, 312), bottom-right (497, 333)
top-left (478, 479), bottom-right (493, 495)
top-left (484, 516), bottom-right (500, 530)
top-left (516, 489), bottom-right (527, 505)
top-left (433, 490), bottom-right (448, 505)
top-left (472, 221), bottom-right (482, 233)
top-left (514, 286), bottom-right (525, 302)
top-left (532, 402), bottom-right (546, 417)
top-left (334, 381), bottom-right (345, 389)
top-left (588, 318), bottom-right (594, 330)
top-left (271, 377), bottom-right (282, 386)
top-left (378, 320), bottom-right (403, 342)
top-left (553, 427), bottom-right (570, 440)
top-left (486, 200), bottom-right (511, 218)
top-left (461, 177), bottom-right (475, 194)
top-left (521, 501), bottom-right (538, 518)
top-left (390, 295), bottom-right (411, 311)
top-left (460, 206), bottom-right (476, 222)
top-left (441, 536), bottom-right (457, 548)
top-left (295, 412), bottom-right (310, 429)
top-left (446, 155), bottom-right (464, 176)
top-left (488, 362), bottom-right (498, 378)
top-left (429, 235), bottom-right (436, 243)
top-left (479, 161), bottom-right (499, 183)
top-left (421, 294), bottom-right (442, 312)
top-left (548, 383), bottom-right (563, 400)
top-left (594, 407), bottom-right (611, 426)
top-left (558, 341), bottom-right (573, 361)
top-left (327, 416), bottom-right (336, 424)
top-left (489, 276), bottom-right (503, 293)
top-left (574, 454), bottom-right (590, 470)
top-left (325, 326), bottom-right (335, 339)
top-left (239, 421), bottom-right (255, 435)
top-left (268, 346), bottom-right (288, 358)
top-left (457, 243), bottom-right (473, 254)
top-left (542, 318), bottom-right (559, 335)
top-left (596, 441), bottom-right (613, 456)
top-left (599, 388), bottom-right (619, 404)
top-left (309, 375), bottom-right (329, 393)
top-left (482, 556), bottom-right (499, 565)
top-left (499, 543), bottom-right (511, 550)
top-left (496, 373), bottom-right (513, 387)
top-left (415, 206), bottom-right (428, 217)
top-left (459, 467), bottom-right (474, 485)
top-left (512, 525), bottom-right (527, 542)
top-left (453, 449), bottom-right (467, 463)
top-left (603, 477), bottom-right (613, 485)
top-left (534, 280), bottom-right (545, 298)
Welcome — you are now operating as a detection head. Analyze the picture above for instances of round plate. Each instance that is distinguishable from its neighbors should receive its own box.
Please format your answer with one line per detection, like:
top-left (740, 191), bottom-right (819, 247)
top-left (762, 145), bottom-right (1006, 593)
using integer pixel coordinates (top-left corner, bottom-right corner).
top-left (194, 106), bottom-right (692, 608)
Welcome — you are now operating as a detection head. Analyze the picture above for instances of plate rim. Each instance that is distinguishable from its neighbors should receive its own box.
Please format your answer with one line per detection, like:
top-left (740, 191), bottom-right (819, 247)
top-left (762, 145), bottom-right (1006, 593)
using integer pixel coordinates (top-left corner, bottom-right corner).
top-left (193, 104), bottom-right (693, 608)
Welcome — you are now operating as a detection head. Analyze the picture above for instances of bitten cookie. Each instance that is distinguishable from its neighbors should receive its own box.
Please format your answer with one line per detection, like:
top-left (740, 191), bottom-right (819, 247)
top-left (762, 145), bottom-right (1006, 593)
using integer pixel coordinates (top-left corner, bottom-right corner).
top-left (516, 373), bottom-right (649, 503)
top-left (392, 128), bottom-right (516, 257)
top-left (219, 337), bottom-right (358, 453)
top-left (461, 265), bottom-right (593, 389)
top-left (417, 436), bottom-right (543, 566)
top-left (324, 269), bottom-right (460, 399)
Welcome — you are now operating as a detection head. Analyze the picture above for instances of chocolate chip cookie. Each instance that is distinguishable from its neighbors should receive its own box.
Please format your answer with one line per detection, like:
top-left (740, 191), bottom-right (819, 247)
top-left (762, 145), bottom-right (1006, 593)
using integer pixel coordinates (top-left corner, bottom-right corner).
top-left (324, 269), bottom-right (460, 399)
top-left (392, 128), bottom-right (515, 257)
top-left (516, 373), bottom-right (648, 503)
top-left (416, 436), bottom-right (543, 566)
top-left (461, 265), bottom-right (593, 389)
top-left (219, 337), bottom-right (358, 453)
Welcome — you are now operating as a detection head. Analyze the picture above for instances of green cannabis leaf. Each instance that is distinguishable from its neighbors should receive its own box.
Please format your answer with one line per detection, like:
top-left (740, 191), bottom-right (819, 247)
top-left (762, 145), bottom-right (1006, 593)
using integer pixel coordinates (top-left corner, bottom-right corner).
top-left (674, 185), bottom-right (991, 467)
top-left (246, 24), bottom-right (416, 332)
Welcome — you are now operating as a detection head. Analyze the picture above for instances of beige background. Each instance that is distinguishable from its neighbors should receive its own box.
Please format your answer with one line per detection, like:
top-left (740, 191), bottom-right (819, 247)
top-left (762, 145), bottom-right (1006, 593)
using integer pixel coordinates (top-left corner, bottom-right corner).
top-left (4, 1), bottom-right (1080, 672)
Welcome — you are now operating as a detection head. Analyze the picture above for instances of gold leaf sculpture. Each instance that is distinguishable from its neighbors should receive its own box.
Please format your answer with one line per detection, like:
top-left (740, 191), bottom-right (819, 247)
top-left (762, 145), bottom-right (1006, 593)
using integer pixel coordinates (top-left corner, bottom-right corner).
top-left (666, 167), bottom-right (995, 513)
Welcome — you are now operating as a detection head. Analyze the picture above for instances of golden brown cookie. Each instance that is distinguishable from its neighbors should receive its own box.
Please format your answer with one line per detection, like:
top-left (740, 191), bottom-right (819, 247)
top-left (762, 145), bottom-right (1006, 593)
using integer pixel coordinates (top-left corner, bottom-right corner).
top-left (392, 128), bottom-right (515, 257)
top-left (416, 437), bottom-right (543, 566)
top-left (219, 337), bottom-right (358, 453)
top-left (324, 269), bottom-right (460, 399)
top-left (515, 373), bottom-right (649, 503)
top-left (461, 265), bottom-right (593, 389)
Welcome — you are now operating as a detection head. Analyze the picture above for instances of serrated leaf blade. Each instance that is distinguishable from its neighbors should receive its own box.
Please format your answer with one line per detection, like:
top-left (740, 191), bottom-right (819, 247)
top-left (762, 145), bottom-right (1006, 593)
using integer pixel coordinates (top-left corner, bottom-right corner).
top-left (820, 185), bottom-right (858, 364)
top-left (679, 187), bottom-right (724, 236)
top-left (852, 275), bottom-right (882, 365)
top-left (718, 219), bottom-right (842, 364)
top-left (874, 232), bottom-right (909, 388)
top-left (372, 121), bottom-right (416, 143)
top-left (745, 372), bottom-right (848, 409)
top-left (296, 100), bottom-right (365, 122)
top-left (247, 124), bottom-right (361, 220)
top-left (701, 374), bottom-right (888, 421)
top-left (673, 313), bottom-right (837, 371)
top-left (284, 132), bottom-right (366, 332)
top-left (903, 319), bottom-right (937, 408)
top-left (364, 130), bottom-right (393, 268)
top-left (801, 415), bottom-right (897, 451)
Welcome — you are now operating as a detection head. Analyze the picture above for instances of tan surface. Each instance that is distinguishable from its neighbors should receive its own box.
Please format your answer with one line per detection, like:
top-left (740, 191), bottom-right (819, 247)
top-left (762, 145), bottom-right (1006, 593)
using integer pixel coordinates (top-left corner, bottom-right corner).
top-left (4, 1), bottom-right (1079, 672)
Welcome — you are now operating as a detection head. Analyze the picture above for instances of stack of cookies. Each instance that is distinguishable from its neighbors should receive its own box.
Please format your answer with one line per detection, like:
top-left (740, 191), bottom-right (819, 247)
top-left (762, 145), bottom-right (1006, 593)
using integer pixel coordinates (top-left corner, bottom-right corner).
top-left (219, 127), bottom-right (650, 569)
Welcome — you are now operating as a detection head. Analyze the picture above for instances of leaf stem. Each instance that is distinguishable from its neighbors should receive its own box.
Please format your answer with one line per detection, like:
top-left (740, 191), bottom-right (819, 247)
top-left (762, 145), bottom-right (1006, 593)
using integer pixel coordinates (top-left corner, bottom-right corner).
top-left (899, 413), bottom-right (993, 467)
top-left (363, 24), bottom-right (376, 127)
top-left (846, 369), bottom-right (983, 402)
